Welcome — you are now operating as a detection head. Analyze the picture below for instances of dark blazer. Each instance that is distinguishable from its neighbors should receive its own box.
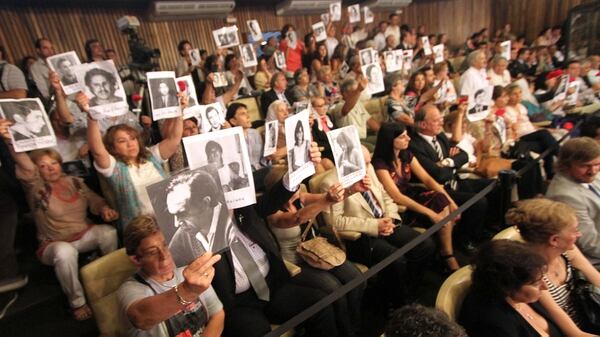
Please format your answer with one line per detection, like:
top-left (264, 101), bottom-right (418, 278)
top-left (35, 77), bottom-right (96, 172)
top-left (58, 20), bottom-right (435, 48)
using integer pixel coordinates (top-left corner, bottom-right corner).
top-left (260, 89), bottom-right (291, 119)
top-left (408, 131), bottom-right (469, 184)
top-left (211, 179), bottom-right (293, 310)
top-left (154, 94), bottom-right (179, 109)
top-left (459, 290), bottom-right (564, 337)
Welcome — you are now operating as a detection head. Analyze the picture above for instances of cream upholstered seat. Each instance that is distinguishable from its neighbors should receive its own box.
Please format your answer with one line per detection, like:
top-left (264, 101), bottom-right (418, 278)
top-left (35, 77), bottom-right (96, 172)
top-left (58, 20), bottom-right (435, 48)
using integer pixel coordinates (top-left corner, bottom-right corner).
top-left (435, 265), bottom-right (473, 321)
top-left (80, 248), bottom-right (137, 337)
top-left (492, 226), bottom-right (524, 242)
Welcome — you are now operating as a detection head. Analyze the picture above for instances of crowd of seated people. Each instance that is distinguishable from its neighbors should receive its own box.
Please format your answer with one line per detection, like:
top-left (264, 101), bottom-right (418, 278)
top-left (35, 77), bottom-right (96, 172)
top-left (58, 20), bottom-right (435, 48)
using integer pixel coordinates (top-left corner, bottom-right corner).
top-left (1, 5), bottom-right (600, 337)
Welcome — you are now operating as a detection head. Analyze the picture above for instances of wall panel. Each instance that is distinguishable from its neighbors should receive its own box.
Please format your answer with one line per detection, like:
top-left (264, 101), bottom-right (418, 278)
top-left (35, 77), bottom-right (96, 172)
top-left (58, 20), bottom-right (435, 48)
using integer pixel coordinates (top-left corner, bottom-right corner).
top-left (0, 0), bottom-right (590, 71)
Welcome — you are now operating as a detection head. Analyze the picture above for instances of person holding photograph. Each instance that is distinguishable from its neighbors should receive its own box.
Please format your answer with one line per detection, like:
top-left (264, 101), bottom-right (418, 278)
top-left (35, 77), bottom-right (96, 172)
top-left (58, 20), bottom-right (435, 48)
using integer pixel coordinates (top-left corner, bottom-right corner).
top-left (265, 166), bottom-right (364, 337)
top-left (77, 91), bottom-right (185, 230)
top-left (0, 122), bottom-right (119, 321)
top-left (119, 215), bottom-right (224, 337)
top-left (84, 67), bottom-right (123, 107)
top-left (288, 120), bottom-right (311, 171)
top-left (265, 100), bottom-right (290, 161)
top-left (254, 56), bottom-right (273, 92)
top-left (336, 129), bottom-right (362, 176)
top-left (507, 199), bottom-right (600, 334)
top-left (279, 24), bottom-right (304, 73)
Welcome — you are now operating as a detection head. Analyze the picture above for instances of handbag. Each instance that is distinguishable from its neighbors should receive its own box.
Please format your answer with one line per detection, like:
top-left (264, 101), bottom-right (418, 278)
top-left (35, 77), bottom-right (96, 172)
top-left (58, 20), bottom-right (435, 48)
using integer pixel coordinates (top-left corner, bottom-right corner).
top-left (570, 268), bottom-right (600, 330)
top-left (296, 220), bottom-right (346, 270)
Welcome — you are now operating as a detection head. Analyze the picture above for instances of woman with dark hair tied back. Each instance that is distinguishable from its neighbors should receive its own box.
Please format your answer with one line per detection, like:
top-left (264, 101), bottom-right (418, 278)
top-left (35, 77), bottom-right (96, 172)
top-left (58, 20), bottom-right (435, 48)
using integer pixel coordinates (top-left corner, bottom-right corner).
top-left (459, 240), bottom-right (595, 337)
top-left (508, 198), bottom-right (600, 334)
top-left (372, 122), bottom-right (460, 271)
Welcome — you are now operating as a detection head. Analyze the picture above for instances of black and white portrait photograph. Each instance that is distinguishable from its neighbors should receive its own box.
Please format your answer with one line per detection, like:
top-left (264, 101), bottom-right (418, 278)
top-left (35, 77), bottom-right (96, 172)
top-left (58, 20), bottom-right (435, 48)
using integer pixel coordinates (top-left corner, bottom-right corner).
top-left (285, 109), bottom-right (315, 187)
top-left (213, 72), bottom-right (228, 88)
top-left (263, 120), bottom-right (278, 157)
top-left (73, 59), bottom-right (128, 119)
top-left (286, 31), bottom-right (298, 49)
top-left (384, 51), bottom-right (401, 73)
top-left (359, 48), bottom-right (375, 66)
top-left (339, 61), bottom-right (350, 78)
top-left (246, 20), bottom-right (263, 42)
top-left (176, 75), bottom-right (198, 107)
top-left (147, 165), bottom-right (235, 266)
top-left (61, 160), bottom-right (88, 178)
top-left (239, 43), bottom-right (257, 68)
top-left (212, 25), bottom-right (240, 49)
top-left (147, 71), bottom-right (182, 121)
top-left (362, 63), bottom-right (385, 95)
top-left (182, 127), bottom-right (256, 209)
top-left (321, 13), bottom-right (330, 26)
top-left (47, 51), bottom-right (81, 94)
top-left (501, 40), bottom-right (511, 60)
top-left (190, 48), bottom-right (201, 66)
top-left (274, 51), bottom-right (286, 70)
top-left (422, 36), bottom-right (432, 56)
top-left (348, 4), bottom-right (361, 24)
top-left (200, 103), bottom-right (225, 133)
top-left (467, 85), bottom-right (493, 122)
top-left (402, 49), bottom-right (413, 72)
top-left (312, 21), bottom-right (327, 43)
top-left (330, 2), bottom-right (341, 21)
top-left (327, 126), bottom-right (365, 188)
top-left (433, 44), bottom-right (445, 64)
top-left (0, 98), bottom-right (56, 152)
top-left (363, 6), bottom-right (374, 24)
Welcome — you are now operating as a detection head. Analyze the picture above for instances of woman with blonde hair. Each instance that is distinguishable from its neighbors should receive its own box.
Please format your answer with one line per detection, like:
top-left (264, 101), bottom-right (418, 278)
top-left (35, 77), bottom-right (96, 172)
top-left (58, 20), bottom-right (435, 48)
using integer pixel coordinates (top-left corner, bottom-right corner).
top-left (0, 120), bottom-right (119, 320)
top-left (507, 198), bottom-right (600, 334)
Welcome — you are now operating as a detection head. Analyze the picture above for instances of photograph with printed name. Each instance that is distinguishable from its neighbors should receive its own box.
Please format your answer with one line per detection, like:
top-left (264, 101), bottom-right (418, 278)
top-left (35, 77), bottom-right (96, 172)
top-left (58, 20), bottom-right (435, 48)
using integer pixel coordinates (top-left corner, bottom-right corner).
top-left (147, 165), bottom-right (234, 266)
top-left (285, 109), bottom-right (315, 187)
top-left (182, 127), bottom-right (256, 209)
top-left (74, 60), bottom-right (128, 119)
top-left (264, 120), bottom-right (278, 157)
top-left (239, 44), bottom-right (257, 68)
top-left (47, 51), bottom-right (81, 94)
top-left (328, 126), bottom-right (365, 187)
top-left (147, 71), bottom-right (181, 121)
top-left (0, 98), bottom-right (56, 152)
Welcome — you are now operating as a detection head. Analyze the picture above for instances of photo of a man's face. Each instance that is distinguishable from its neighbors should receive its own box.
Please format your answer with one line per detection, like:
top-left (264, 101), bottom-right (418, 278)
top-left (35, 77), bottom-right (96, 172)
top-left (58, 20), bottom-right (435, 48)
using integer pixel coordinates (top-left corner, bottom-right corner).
top-left (159, 82), bottom-right (170, 96)
top-left (207, 107), bottom-right (221, 130)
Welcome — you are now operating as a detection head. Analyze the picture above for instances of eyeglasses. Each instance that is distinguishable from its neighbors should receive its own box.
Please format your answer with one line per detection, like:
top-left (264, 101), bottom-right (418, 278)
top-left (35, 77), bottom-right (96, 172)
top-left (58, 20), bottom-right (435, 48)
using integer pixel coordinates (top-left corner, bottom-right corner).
top-left (137, 242), bottom-right (171, 260)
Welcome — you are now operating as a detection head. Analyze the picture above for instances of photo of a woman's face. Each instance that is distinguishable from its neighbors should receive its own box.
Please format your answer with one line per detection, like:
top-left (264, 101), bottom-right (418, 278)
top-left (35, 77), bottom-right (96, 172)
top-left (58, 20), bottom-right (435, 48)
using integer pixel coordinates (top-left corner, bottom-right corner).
top-left (295, 124), bottom-right (304, 144)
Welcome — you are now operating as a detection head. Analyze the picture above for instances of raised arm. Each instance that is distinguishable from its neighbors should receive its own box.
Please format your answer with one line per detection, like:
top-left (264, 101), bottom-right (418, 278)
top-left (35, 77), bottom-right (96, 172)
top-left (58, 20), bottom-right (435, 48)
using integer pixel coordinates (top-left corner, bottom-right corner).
top-left (341, 77), bottom-right (368, 116)
top-left (76, 92), bottom-right (112, 169)
top-left (49, 71), bottom-right (74, 124)
top-left (0, 119), bottom-right (36, 177)
top-left (125, 253), bottom-right (221, 331)
top-left (221, 70), bottom-right (243, 106)
top-left (157, 94), bottom-right (185, 160)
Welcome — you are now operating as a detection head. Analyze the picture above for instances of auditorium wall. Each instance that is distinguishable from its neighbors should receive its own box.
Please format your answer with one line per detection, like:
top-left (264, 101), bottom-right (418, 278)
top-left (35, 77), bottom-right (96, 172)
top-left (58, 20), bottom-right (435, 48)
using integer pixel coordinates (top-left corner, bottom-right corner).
top-left (0, 0), bottom-right (593, 71)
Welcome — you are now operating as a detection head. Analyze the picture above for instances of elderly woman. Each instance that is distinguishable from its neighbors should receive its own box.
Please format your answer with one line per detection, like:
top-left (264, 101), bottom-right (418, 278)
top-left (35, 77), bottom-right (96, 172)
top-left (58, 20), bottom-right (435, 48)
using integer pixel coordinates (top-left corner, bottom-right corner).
top-left (386, 75), bottom-right (413, 126)
top-left (508, 198), bottom-right (600, 334)
top-left (0, 120), bottom-right (118, 321)
top-left (265, 166), bottom-right (364, 337)
top-left (289, 68), bottom-right (321, 104)
top-left (459, 240), bottom-right (569, 337)
top-left (488, 56), bottom-right (512, 87)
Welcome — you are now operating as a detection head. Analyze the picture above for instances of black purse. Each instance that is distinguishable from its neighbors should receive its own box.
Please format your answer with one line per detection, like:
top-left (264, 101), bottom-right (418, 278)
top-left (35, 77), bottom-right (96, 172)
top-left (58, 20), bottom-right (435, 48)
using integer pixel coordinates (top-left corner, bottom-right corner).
top-left (570, 268), bottom-right (600, 330)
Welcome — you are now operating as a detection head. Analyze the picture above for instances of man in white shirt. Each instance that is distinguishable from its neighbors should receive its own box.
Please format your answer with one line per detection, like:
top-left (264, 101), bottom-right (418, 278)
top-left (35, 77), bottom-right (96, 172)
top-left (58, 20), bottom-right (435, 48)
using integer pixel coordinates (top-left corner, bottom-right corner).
top-left (384, 13), bottom-right (401, 44)
top-left (373, 21), bottom-right (389, 51)
top-left (29, 37), bottom-right (55, 99)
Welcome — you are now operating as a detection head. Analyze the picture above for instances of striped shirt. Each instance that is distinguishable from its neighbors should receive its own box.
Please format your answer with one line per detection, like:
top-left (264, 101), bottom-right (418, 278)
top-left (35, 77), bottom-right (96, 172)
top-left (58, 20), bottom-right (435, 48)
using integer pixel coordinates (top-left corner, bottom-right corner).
top-left (543, 254), bottom-right (583, 325)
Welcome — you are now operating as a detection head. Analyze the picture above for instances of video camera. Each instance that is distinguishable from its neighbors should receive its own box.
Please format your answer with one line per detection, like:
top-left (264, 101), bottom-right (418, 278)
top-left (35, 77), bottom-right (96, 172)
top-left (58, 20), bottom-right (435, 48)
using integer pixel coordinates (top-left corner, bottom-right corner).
top-left (117, 16), bottom-right (160, 72)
